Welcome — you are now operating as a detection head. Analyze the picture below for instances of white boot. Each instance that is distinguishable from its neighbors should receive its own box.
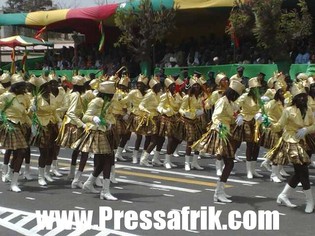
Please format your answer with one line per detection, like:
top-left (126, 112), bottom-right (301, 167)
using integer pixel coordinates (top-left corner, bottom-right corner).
top-left (140, 152), bottom-right (152, 167)
top-left (51, 160), bottom-right (63, 177)
top-left (260, 159), bottom-right (272, 172)
top-left (214, 181), bottom-right (232, 203)
top-left (279, 165), bottom-right (290, 177)
top-left (23, 163), bottom-right (33, 180)
top-left (215, 160), bottom-right (223, 176)
top-left (270, 165), bottom-right (282, 183)
top-left (163, 154), bottom-right (172, 169)
top-left (44, 165), bottom-right (54, 182)
top-left (83, 174), bottom-right (100, 193)
top-left (3, 167), bottom-right (13, 182)
top-left (110, 165), bottom-right (118, 184)
top-left (115, 147), bottom-right (126, 161)
top-left (304, 189), bottom-right (314, 213)
top-left (252, 161), bottom-right (263, 177)
top-left (191, 154), bottom-right (204, 170)
top-left (38, 167), bottom-right (47, 186)
top-left (173, 147), bottom-right (180, 157)
top-left (277, 184), bottom-right (297, 208)
top-left (95, 176), bottom-right (104, 187)
top-left (71, 171), bottom-right (83, 189)
top-left (184, 155), bottom-right (191, 171)
top-left (246, 161), bottom-right (253, 179)
top-left (67, 165), bottom-right (76, 180)
top-left (100, 179), bottom-right (118, 200)
top-left (132, 150), bottom-right (138, 164)
top-left (152, 151), bottom-right (163, 166)
top-left (1, 164), bottom-right (8, 182)
top-left (10, 172), bottom-right (21, 192)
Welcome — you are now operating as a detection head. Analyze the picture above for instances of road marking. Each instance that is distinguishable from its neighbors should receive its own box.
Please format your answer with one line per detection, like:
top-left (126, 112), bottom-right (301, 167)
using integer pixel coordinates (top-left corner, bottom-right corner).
top-left (150, 187), bottom-right (170, 192)
top-left (72, 191), bottom-right (82, 195)
top-left (115, 178), bottom-right (201, 193)
top-left (153, 181), bottom-right (161, 184)
top-left (163, 194), bottom-right (174, 197)
top-left (74, 206), bottom-right (85, 210)
top-left (25, 197), bottom-right (35, 200)
top-left (114, 187), bottom-right (124, 190)
top-left (255, 195), bottom-right (267, 198)
top-left (0, 206), bottom-right (139, 236)
top-left (204, 188), bottom-right (215, 192)
top-left (121, 200), bottom-right (133, 204)
top-left (115, 164), bottom-right (259, 185)
top-left (116, 169), bottom-right (226, 188)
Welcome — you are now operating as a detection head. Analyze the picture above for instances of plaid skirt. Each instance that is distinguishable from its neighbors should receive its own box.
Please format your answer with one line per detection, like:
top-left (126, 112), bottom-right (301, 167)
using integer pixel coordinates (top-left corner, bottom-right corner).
top-left (201, 129), bottom-right (236, 159)
top-left (113, 114), bottom-right (131, 136)
top-left (259, 128), bottom-right (282, 149)
top-left (265, 139), bottom-right (310, 165)
top-left (71, 129), bottom-right (113, 154)
top-left (133, 115), bottom-right (160, 136)
top-left (159, 115), bottom-right (180, 138)
top-left (0, 122), bottom-right (28, 150)
top-left (177, 116), bottom-right (203, 143)
top-left (305, 133), bottom-right (315, 153)
top-left (31, 122), bottom-right (59, 148)
top-left (232, 119), bottom-right (256, 142)
top-left (126, 113), bottom-right (141, 133)
top-left (21, 124), bottom-right (32, 145)
top-left (56, 123), bottom-right (84, 148)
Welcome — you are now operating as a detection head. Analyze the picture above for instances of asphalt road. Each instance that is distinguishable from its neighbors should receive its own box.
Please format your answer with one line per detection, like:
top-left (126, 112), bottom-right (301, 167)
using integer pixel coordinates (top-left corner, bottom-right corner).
top-left (1, 135), bottom-right (315, 236)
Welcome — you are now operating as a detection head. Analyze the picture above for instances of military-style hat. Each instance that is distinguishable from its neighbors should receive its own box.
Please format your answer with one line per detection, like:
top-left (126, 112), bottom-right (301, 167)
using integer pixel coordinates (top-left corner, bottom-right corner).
top-left (98, 81), bottom-right (116, 94)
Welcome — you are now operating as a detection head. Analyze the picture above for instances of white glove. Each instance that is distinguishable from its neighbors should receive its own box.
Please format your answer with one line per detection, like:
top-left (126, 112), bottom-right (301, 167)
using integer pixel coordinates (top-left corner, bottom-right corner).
top-left (93, 116), bottom-right (101, 125)
top-left (254, 113), bottom-right (263, 122)
top-left (30, 104), bottom-right (37, 112)
top-left (107, 123), bottom-right (113, 130)
top-left (184, 111), bottom-right (191, 118)
top-left (296, 127), bottom-right (307, 139)
top-left (196, 109), bottom-right (204, 116)
top-left (164, 108), bottom-right (172, 114)
top-left (82, 124), bottom-right (86, 129)
top-left (123, 114), bottom-right (129, 121)
top-left (235, 114), bottom-right (244, 126)
top-left (261, 96), bottom-right (270, 103)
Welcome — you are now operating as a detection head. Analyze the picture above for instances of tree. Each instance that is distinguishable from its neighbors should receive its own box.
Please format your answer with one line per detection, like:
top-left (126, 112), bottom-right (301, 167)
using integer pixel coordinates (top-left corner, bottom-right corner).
top-left (114, 0), bottom-right (177, 75)
top-left (226, 0), bottom-right (312, 60)
top-left (4, 0), bottom-right (53, 12)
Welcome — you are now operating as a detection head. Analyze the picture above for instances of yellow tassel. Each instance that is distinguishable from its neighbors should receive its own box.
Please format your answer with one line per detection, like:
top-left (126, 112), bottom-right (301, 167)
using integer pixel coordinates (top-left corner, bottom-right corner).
top-left (264, 137), bottom-right (283, 159)
top-left (254, 121), bottom-right (260, 143)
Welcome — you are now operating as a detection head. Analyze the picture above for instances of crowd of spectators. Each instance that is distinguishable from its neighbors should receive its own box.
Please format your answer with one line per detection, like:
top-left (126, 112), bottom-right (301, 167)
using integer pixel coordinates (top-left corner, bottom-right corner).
top-left (34, 34), bottom-right (315, 77)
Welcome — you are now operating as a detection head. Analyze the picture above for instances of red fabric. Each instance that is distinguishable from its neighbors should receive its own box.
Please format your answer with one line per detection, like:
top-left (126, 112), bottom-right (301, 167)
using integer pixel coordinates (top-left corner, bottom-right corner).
top-left (66, 4), bottom-right (118, 21)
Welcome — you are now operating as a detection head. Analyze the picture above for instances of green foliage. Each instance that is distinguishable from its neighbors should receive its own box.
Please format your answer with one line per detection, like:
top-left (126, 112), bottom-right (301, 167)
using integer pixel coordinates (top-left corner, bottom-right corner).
top-left (114, 0), bottom-right (177, 62)
top-left (4, 0), bottom-right (53, 12)
top-left (227, 0), bottom-right (313, 60)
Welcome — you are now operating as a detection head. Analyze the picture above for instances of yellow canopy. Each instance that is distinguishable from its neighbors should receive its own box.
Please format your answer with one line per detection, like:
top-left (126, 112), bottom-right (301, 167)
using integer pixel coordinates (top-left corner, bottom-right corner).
top-left (175, 0), bottom-right (243, 9)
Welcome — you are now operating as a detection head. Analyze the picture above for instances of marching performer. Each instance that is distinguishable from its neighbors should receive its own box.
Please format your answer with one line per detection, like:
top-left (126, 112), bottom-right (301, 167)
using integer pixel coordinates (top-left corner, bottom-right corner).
top-left (0, 74), bottom-right (30, 192)
top-left (138, 76), bottom-right (162, 166)
top-left (72, 81), bottom-right (117, 200)
top-left (195, 80), bottom-right (244, 202)
top-left (233, 77), bottom-right (264, 179)
top-left (266, 83), bottom-right (315, 213)
top-left (158, 76), bottom-right (183, 169)
top-left (123, 74), bottom-right (148, 164)
top-left (178, 77), bottom-right (204, 171)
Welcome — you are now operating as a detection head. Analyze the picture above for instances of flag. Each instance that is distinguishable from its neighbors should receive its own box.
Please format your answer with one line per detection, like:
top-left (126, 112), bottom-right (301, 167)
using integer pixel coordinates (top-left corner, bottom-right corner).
top-left (35, 26), bottom-right (47, 41)
top-left (227, 20), bottom-right (240, 48)
top-left (10, 48), bottom-right (16, 74)
top-left (22, 50), bottom-right (28, 72)
top-left (98, 21), bottom-right (105, 52)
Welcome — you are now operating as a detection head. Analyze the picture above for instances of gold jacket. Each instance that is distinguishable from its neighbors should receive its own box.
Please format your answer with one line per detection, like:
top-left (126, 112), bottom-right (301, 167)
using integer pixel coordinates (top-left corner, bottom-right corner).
top-left (179, 94), bottom-right (203, 120)
top-left (122, 89), bottom-right (144, 116)
top-left (55, 87), bottom-right (69, 119)
top-left (64, 91), bottom-right (84, 128)
top-left (273, 105), bottom-right (315, 143)
top-left (0, 91), bottom-right (30, 125)
top-left (111, 89), bottom-right (128, 116)
top-left (139, 90), bottom-right (160, 117)
top-left (236, 93), bottom-right (260, 121)
top-left (82, 97), bottom-right (115, 132)
top-left (31, 94), bottom-right (60, 126)
top-left (264, 99), bottom-right (284, 124)
top-left (205, 90), bottom-right (224, 110)
top-left (210, 96), bottom-right (237, 132)
top-left (157, 91), bottom-right (183, 116)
